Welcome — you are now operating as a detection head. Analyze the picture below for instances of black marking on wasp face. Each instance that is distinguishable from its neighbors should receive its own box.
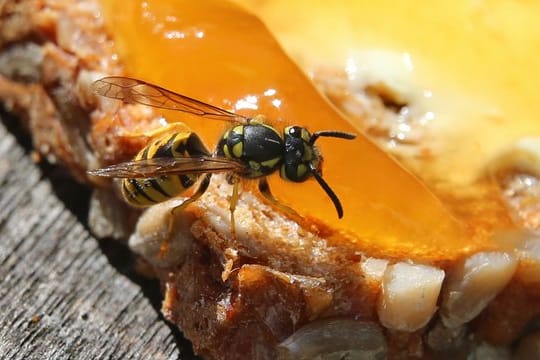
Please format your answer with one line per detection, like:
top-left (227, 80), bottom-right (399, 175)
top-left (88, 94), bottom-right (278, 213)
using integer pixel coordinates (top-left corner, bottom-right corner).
top-left (89, 76), bottom-right (357, 218)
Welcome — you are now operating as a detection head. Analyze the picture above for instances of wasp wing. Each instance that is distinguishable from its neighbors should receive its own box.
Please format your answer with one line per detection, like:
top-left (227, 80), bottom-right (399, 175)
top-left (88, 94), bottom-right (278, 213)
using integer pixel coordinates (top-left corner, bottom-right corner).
top-left (88, 156), bottom-right (245, 178)
top-left (92, 76), bottom-right (248, 123)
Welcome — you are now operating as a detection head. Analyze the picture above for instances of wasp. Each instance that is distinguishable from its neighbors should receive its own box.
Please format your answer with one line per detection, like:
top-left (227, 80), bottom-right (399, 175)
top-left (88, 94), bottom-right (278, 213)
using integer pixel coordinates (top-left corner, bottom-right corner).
top-left (88, 77), bottom-right (355, 251)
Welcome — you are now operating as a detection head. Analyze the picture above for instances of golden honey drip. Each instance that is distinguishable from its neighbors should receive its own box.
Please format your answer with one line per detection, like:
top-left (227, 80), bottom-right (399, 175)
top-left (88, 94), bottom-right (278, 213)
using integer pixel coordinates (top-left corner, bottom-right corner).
top-left (98, 0), bottom-right (494, 261)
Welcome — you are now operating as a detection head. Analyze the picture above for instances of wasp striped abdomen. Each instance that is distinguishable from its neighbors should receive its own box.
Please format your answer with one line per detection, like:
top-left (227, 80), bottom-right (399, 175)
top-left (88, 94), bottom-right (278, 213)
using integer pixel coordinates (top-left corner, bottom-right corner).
top-left (122, 132), bottom-right (210, 206)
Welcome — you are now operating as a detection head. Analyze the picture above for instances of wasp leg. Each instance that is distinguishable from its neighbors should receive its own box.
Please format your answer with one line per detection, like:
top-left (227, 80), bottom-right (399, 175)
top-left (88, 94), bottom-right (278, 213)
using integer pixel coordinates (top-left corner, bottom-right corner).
top-left (258, 177), bottom-right (304, 221)
top-left (229, 177), bottom-right (240, 246)
top-left (159, 173), bottom-right (212, 258)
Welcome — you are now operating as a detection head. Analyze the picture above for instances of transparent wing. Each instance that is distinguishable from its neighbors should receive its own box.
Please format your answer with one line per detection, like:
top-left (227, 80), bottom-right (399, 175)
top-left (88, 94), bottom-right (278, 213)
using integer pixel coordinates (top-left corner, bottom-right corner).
top-left (88, 156), bottom-right (245, 178)
top-left (92, 76), bottom-right (248, 123)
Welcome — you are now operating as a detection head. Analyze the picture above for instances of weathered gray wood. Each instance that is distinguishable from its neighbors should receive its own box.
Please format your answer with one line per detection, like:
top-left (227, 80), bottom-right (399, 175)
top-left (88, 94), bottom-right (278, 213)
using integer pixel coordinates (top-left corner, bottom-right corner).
top-left (0, 116), bottom-right (196, 359)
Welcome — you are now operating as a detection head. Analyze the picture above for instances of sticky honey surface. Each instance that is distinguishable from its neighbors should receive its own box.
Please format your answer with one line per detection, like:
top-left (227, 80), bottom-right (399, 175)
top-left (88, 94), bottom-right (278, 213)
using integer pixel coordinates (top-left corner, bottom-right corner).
top-left (233, 0), bottom-right (540, 188)
top-left (97, 0), bottom-right (496, 261)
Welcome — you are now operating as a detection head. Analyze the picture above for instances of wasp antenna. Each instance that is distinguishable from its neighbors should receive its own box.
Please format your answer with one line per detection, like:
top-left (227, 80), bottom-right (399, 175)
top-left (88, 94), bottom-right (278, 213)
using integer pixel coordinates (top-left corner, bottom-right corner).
top-left (310, 130), bottom-right (357, 145)
top-left (309, 164), bottom-right (344, 218)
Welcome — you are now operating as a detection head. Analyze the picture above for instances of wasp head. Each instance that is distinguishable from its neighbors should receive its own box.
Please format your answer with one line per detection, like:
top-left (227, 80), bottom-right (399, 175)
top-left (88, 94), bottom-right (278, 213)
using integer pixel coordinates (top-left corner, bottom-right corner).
top-left (280, 126), bottom-right (356, 218)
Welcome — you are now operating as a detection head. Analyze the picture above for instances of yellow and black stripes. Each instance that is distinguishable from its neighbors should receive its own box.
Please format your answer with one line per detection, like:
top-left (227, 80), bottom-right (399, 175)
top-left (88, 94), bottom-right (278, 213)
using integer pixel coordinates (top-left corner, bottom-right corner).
top-left (121, 131), bottom-right (210, 207)
top-left (137, 132), bottom-right (209, 161)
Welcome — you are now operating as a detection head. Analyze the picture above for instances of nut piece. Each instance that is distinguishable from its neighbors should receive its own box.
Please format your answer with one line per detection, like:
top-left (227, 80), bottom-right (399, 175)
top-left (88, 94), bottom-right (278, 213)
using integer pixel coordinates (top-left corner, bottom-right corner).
top-left (88, 188), bottom-right (135, 240)
top-left (360, 257), bottom-right (389, 282)
top-left (441, 251), bottom-right (518, 328)
top-left (277, 318), bottom-right (387, 360)
top-left (128, 198), bottom-right (195, 267)
top-left (377, 262), bottom-right (445, 331)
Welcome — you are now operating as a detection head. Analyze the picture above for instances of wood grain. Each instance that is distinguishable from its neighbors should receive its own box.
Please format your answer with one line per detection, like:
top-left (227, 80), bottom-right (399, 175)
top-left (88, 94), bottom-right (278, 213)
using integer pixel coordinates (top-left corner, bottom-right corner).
top-left (0, 113), bottom-right (198, 359)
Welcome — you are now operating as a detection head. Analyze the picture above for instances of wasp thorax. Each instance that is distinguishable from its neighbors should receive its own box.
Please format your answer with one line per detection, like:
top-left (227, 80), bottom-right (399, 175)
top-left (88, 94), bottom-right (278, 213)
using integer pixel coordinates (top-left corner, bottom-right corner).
top-left (217, 123), bottom-right (284, 178)
top-left (281, 126), bottom-right (320, 183)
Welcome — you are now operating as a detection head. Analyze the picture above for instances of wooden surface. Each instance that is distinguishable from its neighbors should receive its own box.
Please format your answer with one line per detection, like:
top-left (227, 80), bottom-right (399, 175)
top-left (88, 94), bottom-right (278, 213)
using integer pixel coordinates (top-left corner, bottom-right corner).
top-left (0, 113), bottom-right (197, 359)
